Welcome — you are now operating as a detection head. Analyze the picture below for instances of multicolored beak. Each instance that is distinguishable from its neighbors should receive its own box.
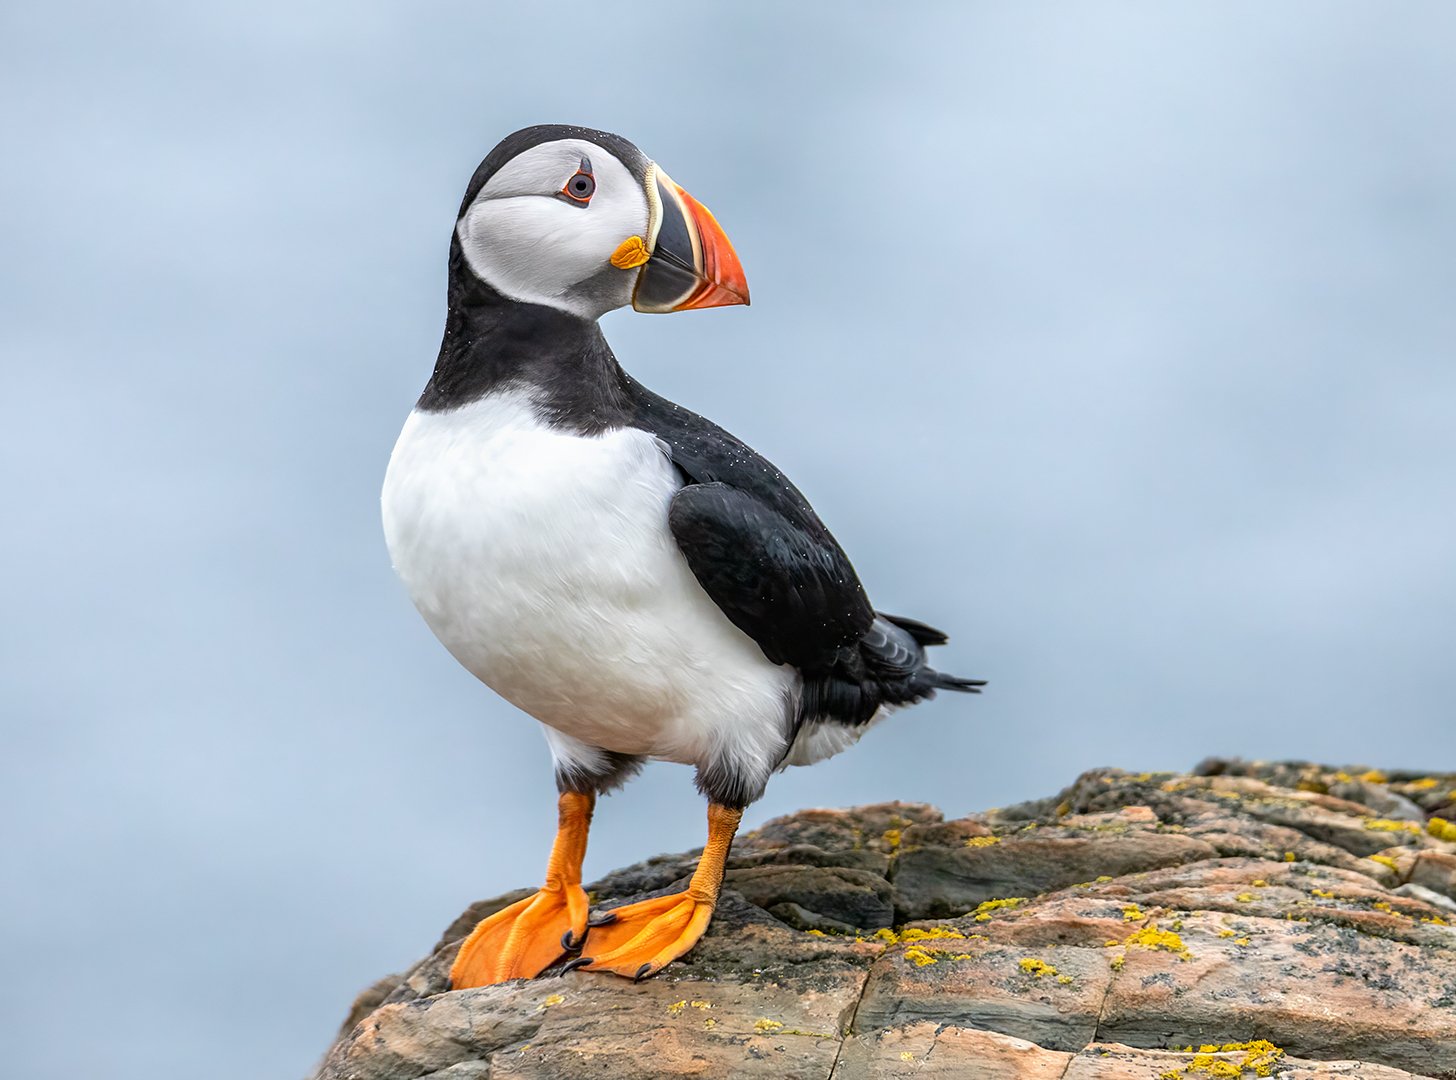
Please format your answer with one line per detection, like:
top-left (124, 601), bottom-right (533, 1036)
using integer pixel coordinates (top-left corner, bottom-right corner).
top-left (632, 166), bottom-right (749, 313)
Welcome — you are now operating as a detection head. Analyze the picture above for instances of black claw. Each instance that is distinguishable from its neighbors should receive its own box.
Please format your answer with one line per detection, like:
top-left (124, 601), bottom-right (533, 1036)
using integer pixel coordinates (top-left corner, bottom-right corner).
top-left (561, 956), bottom-right (593, 974)
top-left (561, 929), bottom-right (585, 954)
top-left (588, 911), bottom-right (618, 928)
top-left (633, 963), bottom-right (654, 983)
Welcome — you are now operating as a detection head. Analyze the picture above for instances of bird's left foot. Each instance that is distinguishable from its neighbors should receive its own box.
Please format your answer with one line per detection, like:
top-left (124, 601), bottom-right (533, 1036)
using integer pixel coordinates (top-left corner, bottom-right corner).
top-left (565, 889), bottom-right (716, 980)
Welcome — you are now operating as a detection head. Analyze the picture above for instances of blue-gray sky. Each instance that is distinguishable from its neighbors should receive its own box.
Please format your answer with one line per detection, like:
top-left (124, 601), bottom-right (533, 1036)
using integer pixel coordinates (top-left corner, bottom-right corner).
top-left (3, 3), bottom-right (1454, 1077)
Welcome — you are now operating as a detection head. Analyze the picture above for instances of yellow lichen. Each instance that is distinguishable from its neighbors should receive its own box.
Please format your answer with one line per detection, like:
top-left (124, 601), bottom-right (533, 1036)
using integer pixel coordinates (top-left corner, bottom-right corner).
top-left (667, 1000), bottom-right (687, 1017)
top-left (1372, 901), bottom-right (1395, 914)
top-left (1283, 852), bottom-right (1296, 862)
top-left (899, 1051), bottom-right (915, 1062)
top-left (1360, 769), bottom-right (1389, 784)
top-left (1410, 778), bottom-right (1440, 790)
top-left (805, 928), bottom-right (827, 937)
top-left (965, 835), bottom-right (1000, 848)
top-left (753, 1018), bottom-right (784, 1033)
top-left (1122, 904), bottom-right (1145, 921)
top-left (1056, 974), bottom-right (1074, 984)
top-left (703, 1018), bottom-right (717, 1029)
top-left (899, 926), bottom-right (965, 942)
top-left (1234, 937), bottom-right (1250, 947)
top-left (972, 896), bottom-right (1027, 921)
top-left (1017, 957), bottom-right (1057, 977)
top-left (539, 993), bottom-right (564, 1010)
top-left (1110, 955), bottom-right (1126, 971)
top-left (1310, 887), bottom-right (1336, 899)
top-left (903, 945), bottom-right (938, 966)
top-left (1187, 1060), bottom-right (1242, 1079)
top-left (1235, 893), bottom-right (1255, 903)
top-left (1428, 816), bottom-right (1456, 842)
top-left (1250, 879), bottom-right (1268, 888)
top-left (1221, 1040), bottom-right (1284, 1077)
top-left (881, 828), bottom-right (902, 851)
top-left (691, 1000), bottom-right (711, 1010)
top-left (1159, 1040), bottom-right (1285, 1079)
top-left (1123, 925), bottom-right (1192, 960)
top-left (1364, 818), bottom-right (1421, 834)
top-left (1369, 854), bottom-right (1400, 872)
top-left (1422, 914), bottom-right (1450, 925)
top-left (1218, 928), bottom-right (1236, 938)
top-left (873, 927), bottom-right (900, 943)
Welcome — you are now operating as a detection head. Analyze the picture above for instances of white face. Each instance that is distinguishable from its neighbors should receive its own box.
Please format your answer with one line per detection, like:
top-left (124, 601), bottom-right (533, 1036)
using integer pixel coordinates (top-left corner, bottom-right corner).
top-left (457, 138), bottom-right (651, 320)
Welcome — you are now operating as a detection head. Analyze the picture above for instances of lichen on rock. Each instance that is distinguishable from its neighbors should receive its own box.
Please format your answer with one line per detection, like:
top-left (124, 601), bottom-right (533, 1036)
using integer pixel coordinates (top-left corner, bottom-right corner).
top-left (314, 761), bottom-right (1456, 1079)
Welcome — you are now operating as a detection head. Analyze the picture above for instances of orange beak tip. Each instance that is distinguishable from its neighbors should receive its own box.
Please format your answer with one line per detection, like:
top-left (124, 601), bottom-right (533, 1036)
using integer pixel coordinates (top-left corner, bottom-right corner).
top-left (672, 185), bottom-right (749, 312)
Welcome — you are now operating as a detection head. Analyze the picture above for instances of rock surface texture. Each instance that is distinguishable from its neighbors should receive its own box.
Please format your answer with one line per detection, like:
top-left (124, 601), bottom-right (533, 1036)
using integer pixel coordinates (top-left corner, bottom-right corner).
top-left (316, 762), bottom-right (1456, 1079)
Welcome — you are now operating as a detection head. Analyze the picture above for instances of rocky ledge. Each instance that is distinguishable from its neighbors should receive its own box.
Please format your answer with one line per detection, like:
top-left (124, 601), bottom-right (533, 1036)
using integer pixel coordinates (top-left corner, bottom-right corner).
top-left (316, 761), bottom-right (1456, 1079)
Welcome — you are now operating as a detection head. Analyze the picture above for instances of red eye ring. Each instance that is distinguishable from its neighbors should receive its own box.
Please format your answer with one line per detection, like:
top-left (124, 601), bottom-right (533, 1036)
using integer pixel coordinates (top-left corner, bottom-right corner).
top-left (561, 156), bottom-right (595, 204)
top-left (562, 171), bottom-right (595, 202)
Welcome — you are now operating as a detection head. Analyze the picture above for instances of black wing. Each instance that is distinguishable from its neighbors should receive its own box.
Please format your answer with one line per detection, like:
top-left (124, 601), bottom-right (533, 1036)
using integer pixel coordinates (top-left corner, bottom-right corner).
top-left (626, 378), bottom-right (982, 730)
top-left (667, 482), bottom-right (872, 669)
top-left (625, 378), bottom-right (873, 673)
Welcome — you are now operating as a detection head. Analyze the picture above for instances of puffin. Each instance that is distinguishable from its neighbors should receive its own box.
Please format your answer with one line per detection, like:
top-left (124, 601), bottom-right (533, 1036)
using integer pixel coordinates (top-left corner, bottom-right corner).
top-left (381, 124), bottom-right (983, 988)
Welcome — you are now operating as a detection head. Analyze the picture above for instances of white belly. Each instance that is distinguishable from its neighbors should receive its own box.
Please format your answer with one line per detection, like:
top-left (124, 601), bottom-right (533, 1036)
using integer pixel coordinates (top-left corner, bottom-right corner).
top-left (380, 389), bottom-right (796, 767)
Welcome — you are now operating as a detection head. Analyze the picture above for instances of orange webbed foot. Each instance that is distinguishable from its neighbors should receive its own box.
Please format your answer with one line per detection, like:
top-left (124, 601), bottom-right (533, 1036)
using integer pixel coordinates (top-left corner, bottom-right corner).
top-left (565, 889), bottom-right (717, 980)
top-left (449, 883), bottom-right (591, 988)
top-left (565, 802), bottom-right (741, 980)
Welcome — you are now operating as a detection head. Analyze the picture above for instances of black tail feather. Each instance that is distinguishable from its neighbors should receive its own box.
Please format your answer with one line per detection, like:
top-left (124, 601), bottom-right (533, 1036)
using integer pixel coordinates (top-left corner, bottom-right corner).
top-left (924, 669), bottom-right (986, 694)
top-left (800, 613), bottom-right (984, 731)
top-left (878, 612), bottom-right (950, 647)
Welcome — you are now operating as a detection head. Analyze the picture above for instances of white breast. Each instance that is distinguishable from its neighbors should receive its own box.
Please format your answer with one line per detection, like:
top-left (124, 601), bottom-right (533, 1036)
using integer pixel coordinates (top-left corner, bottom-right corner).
top-left (380, 388), bottom-right (796, 772)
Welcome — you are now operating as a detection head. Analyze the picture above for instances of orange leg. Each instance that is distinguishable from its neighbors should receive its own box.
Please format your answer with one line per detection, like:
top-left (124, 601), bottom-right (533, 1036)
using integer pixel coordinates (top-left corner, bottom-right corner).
top-left (569, 802), bottom-right (743, 981)
top-left (449, 791), bottom-right (596, 988)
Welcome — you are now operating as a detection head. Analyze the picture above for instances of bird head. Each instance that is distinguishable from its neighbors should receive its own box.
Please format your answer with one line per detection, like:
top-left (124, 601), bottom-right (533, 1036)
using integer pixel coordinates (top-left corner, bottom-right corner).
top-left (453, 125), bottom-right (749, 321)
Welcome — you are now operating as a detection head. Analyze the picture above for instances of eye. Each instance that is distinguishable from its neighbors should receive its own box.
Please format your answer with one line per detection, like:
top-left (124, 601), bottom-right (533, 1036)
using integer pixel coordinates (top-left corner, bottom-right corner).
top-left (560, 156), bottom-right (595, 204)
top-left (565, 173), bottom-right (595, 200)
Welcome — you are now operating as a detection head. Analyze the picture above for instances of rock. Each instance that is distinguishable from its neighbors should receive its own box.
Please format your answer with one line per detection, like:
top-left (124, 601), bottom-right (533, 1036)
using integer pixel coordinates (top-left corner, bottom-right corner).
top-left (315, 762), bottom-right (1456, 1079)
top-left (893, 828), bottom-right (1219, 918)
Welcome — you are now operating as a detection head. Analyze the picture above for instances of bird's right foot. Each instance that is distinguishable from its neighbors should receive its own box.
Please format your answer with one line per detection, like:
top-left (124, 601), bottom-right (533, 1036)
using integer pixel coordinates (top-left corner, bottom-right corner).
top-left (449, 791), bottom-right (598, 988)
top-left (449, 884), bottom-right (590, 987)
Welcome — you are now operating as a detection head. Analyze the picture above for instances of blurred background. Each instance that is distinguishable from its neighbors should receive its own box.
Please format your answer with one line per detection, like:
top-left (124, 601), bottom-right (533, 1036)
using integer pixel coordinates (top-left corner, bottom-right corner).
top-left (3, 2), bottom-right (1454, 1076)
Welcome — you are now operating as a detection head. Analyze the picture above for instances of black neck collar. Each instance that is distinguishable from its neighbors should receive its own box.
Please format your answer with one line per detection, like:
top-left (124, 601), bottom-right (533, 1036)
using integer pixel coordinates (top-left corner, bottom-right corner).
top-left (417, 237), bottom-right (633, 433)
